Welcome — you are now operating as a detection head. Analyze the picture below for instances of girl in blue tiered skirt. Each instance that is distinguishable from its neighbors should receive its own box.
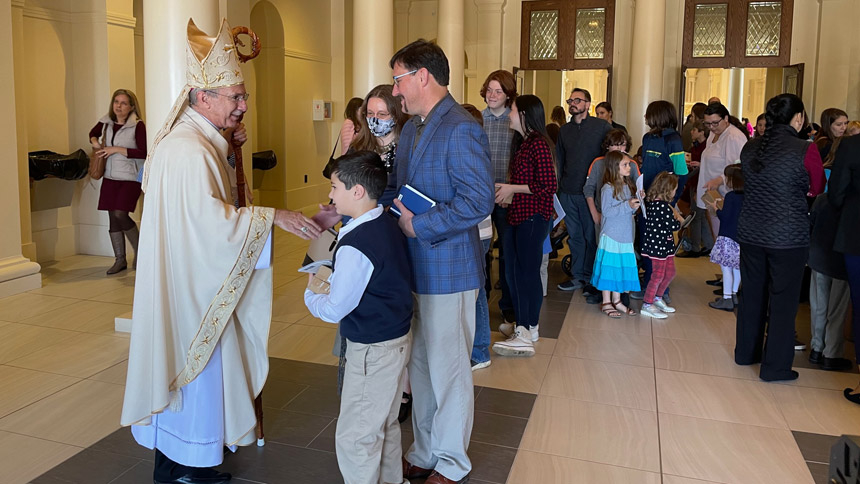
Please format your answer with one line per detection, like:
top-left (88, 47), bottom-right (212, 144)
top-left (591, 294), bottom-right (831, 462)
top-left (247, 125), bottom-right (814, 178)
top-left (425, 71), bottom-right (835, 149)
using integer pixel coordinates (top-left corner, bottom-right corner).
top-left (592, 151), bottom-right (641, 318)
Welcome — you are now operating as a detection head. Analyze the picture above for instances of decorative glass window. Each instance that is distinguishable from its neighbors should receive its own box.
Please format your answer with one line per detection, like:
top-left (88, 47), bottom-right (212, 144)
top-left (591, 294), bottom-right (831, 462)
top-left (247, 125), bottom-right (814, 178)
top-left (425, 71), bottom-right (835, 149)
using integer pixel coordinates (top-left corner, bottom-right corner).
top-left (692, 3), bottom-right (728, 58)
top-left (529, 10), bottom-right (559, 60)
top-left (574, 8), bottom-right (606, 59)
top-left (746, 1), bottom-right (781, 56)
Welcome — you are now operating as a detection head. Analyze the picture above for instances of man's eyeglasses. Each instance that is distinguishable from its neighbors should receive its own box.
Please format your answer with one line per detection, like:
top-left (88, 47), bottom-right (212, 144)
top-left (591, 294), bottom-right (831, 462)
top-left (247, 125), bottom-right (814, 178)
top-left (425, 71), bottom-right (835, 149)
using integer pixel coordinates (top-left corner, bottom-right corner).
top-left (393, 70), bottom-right (418, 86)
top-left (206, 91), bottom-right (250, 103)
top-left (566, 98), bottom-right (588, 106)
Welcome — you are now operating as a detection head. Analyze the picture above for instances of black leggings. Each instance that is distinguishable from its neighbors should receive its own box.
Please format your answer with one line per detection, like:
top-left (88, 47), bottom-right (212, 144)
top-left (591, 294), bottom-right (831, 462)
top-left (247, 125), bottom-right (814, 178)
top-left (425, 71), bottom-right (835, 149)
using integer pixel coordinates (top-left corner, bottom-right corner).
top-left (108, 210), bottom-right (136, 232)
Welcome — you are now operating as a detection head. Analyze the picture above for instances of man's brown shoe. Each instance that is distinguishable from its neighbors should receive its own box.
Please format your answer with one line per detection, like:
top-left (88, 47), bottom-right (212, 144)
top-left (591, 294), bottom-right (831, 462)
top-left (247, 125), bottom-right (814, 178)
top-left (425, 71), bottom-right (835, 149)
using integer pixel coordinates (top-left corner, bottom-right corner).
top-left (425, 470), bottom-right (469, 484)
top-left (402, 458), bottom-right (432, 479)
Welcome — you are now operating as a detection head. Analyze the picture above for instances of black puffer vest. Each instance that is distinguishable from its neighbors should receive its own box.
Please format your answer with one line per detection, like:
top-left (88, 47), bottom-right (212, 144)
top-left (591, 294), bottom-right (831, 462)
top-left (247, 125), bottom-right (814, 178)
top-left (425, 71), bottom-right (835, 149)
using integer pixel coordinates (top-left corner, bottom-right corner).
top-left (737, 124), bottom-right (811, 249)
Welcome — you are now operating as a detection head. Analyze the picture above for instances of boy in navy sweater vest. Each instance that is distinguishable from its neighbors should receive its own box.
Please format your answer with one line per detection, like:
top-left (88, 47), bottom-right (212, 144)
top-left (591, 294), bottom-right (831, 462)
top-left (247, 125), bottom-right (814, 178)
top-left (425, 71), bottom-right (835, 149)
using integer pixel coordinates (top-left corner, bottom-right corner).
top-left (304, 150), bottom-right (413, 484)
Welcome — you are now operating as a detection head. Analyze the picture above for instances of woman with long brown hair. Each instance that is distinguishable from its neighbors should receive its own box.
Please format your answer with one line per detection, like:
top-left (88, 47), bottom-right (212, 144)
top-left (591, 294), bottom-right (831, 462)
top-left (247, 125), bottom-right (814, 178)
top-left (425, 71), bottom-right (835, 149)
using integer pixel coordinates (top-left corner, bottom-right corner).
top-left (491, 94), bottom-right (557, 357)
top-left (349, 85), bottom-right (409, 206)
top-left (89, 88), bottom-right (146, 275)
top-left (814, 108), bottom-right (849, 162)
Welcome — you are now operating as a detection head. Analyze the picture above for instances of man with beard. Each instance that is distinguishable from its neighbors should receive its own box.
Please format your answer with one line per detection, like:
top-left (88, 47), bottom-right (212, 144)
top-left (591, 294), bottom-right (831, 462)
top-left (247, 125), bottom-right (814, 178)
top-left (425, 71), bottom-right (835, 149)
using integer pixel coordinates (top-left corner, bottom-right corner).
top-left (555, 88), bottom-right (611, 296)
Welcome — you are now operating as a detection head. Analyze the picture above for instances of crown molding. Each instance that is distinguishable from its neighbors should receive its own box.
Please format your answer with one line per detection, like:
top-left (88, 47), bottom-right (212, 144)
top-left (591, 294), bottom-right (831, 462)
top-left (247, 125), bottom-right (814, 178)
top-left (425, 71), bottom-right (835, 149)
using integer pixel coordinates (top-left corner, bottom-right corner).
top-left (474, 0), bottom-right (506, 13)
top-left (17, 5), bottom-right (135, 29)
top-left (20, 5), bottom-right (71, 23)
top-left (106, 12), bottom-right (137, 29)
top-left (284, 48), bottom-right (331, 64)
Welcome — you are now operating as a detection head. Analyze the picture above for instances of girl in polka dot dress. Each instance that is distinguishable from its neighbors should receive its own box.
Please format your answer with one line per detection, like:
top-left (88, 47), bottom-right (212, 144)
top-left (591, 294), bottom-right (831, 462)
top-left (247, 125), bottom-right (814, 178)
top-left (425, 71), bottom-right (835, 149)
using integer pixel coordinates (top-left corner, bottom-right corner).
top-left (640, 172), bottom-right (685, 319)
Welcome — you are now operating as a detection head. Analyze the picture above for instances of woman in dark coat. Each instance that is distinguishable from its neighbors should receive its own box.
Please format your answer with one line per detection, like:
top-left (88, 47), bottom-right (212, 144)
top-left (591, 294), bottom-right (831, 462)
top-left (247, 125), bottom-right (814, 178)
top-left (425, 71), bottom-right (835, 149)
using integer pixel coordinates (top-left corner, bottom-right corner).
top-left (734, 93), bottom-right (825, 382)
top-left (829, 134), bottom-right (860, 404)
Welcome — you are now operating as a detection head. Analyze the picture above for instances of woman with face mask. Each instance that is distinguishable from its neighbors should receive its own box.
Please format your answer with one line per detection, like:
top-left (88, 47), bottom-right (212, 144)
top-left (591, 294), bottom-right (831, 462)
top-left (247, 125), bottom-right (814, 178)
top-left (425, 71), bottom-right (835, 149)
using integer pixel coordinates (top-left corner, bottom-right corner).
top-left (349, 84), bottom-right (410, 207)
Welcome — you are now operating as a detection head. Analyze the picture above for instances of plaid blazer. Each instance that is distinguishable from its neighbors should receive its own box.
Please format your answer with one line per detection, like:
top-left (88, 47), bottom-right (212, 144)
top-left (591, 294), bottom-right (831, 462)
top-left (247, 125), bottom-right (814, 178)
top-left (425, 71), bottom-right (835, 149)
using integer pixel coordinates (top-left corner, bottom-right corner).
top-left (393, 94), bottom-right (494, 294)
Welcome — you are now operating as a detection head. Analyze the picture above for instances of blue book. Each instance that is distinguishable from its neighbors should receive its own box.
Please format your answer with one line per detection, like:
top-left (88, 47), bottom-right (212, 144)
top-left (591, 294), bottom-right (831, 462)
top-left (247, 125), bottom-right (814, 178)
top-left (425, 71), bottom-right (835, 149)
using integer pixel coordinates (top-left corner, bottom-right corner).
top-left (389, 184), bottom-right (436, 218)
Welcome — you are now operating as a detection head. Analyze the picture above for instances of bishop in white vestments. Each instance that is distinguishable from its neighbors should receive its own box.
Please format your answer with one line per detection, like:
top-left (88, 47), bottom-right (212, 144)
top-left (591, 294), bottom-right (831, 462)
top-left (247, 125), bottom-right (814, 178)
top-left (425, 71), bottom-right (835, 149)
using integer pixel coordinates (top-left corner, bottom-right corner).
top-left (120, 18), bottom-right (322, 484)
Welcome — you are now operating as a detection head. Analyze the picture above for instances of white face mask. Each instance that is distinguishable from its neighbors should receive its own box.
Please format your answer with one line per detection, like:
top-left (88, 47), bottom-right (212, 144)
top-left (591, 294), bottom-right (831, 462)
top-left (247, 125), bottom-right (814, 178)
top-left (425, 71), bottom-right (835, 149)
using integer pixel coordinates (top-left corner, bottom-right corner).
top-left (367, 117), bottom-right (396, 137)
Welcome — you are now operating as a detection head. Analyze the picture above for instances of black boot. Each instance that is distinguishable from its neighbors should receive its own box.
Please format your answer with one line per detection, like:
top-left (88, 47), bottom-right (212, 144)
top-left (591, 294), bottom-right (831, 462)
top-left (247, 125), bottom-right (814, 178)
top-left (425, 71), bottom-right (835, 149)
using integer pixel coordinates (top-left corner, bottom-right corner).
top-left (106, 231), bottom-right (127, 275)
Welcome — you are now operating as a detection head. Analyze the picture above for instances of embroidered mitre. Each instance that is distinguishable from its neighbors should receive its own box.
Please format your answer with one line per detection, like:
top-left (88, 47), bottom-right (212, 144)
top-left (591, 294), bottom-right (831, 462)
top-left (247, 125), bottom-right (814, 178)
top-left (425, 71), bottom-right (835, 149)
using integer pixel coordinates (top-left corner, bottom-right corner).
top-left (186, 18), bottom-right (244, 89)
top-left (142, 18), bottom-right (246, 192)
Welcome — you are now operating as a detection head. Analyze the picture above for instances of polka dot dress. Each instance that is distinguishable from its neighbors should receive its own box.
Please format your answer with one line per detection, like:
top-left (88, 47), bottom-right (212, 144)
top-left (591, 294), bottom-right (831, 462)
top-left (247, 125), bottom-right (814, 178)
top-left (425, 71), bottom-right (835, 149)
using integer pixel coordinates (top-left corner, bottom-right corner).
top-left (641, 200), bottom-right (681, 259)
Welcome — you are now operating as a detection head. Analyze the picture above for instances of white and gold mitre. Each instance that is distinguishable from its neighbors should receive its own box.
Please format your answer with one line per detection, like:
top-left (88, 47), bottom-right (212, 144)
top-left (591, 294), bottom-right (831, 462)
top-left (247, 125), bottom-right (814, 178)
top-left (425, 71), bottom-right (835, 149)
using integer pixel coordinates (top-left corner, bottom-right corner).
top-left (142, 18), bottom-right (246, 192)
top-left (185, 18), bottom-right (244, 89)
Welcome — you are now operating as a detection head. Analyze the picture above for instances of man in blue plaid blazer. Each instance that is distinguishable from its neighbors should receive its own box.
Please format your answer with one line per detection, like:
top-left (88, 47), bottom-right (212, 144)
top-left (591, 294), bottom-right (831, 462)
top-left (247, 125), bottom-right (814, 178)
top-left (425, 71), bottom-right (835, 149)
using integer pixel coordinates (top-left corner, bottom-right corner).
top-left (390, 40), bottom-right (494, 484)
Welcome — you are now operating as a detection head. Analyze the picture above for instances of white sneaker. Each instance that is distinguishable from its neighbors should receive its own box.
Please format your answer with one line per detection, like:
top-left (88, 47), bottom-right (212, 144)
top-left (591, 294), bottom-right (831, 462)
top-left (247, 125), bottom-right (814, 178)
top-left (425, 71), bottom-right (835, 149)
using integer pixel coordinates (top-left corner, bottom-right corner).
top-left (528, 324), bottom-right (539, 342)
top-left (492, 327), bottom-right (536, 357)
top-left (654, 299), bottom-right (676, 313)
top-left (471, 360), bottom-right (492, 371)
top-left (640, 304), bottom-right (668, 319)
top-left (500, 322), bottom-right (538, 341)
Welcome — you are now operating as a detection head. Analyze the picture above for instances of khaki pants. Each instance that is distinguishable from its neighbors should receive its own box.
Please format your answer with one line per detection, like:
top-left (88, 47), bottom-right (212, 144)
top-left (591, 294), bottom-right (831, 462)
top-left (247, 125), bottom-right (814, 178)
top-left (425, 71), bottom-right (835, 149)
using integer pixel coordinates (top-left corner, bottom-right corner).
top-left (336, 332), bottom-right (412, 484)
top-left (406, 290), bottom-right (477, 481)
top-left (809, 270), bottom-right (851, 358)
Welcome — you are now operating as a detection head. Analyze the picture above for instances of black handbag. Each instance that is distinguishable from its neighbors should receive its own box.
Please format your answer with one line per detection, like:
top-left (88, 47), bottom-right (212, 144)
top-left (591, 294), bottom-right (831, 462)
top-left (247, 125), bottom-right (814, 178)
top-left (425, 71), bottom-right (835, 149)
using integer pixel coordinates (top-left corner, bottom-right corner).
top-left (322, 135), bottom-right (340, 179)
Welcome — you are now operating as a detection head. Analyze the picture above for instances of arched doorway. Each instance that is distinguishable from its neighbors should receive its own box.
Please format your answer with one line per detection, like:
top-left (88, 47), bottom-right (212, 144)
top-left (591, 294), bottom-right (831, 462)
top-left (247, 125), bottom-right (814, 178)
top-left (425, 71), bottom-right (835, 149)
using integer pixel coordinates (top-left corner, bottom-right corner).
top-left (250, 1), bottom-right (287, 208)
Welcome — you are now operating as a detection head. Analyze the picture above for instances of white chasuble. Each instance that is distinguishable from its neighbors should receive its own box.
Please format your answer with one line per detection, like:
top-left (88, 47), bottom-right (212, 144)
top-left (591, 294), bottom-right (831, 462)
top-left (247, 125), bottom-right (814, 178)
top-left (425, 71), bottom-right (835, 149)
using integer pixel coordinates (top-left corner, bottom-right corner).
top-left (121, 106), bottom-right (275, 461)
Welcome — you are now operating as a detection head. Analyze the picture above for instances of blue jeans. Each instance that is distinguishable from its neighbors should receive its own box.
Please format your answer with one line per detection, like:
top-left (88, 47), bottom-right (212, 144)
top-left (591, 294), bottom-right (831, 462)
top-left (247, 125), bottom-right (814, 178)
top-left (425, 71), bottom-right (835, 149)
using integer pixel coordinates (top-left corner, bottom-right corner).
top-left (504, 214), bottom-right (551, 329)
top-left (491, 205), bottom-right (513, 313)
top-left (557, 193), bottom-right (595, 282)
top-left (471, 238), bottom-right (492, 363)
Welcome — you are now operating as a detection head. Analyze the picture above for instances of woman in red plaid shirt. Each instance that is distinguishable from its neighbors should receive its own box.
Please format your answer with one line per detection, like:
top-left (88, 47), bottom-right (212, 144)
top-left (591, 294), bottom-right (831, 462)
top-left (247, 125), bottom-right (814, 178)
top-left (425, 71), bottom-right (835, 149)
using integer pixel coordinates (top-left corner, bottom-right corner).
top-left (492, 94), bottom-right (558, 357)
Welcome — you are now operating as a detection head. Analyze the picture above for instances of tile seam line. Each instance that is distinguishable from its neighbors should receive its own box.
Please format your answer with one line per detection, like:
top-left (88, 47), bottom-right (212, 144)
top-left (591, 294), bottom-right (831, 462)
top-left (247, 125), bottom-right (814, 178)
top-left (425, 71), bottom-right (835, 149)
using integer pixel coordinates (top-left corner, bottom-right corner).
top-left (650, 315), bottom-right (665, 483)
top-left (0, 377), bottom-right (82, 420)
top-left (3, 360), bottom-right (129, 381)
top-left (513, 447), bottom-right (663, 475)
top-left (0, 428), bottom-right (88, 449)
top-left (304, 416), bottom-right (336, 448)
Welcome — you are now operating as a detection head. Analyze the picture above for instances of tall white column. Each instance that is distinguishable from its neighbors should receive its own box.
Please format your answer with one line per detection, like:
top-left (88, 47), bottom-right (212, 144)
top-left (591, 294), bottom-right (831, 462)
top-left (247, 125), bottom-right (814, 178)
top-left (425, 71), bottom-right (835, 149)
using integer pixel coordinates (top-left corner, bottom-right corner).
top-left (353, 0), bottom-right (394, 96)
top-left (626, 0), bottom-right (666, 147)
top-left (0, 0), bottom-right (40, 297)
top-left (143, 0), bottom-right (219, 143)
top-left (727, 67), bottom-right (744, 119)
top-left (10, 0), bottom-right (34, 263)
top-left (438, 0), bottom-right (465, 101)
top-left (474, 0), bottom-right (505, 95)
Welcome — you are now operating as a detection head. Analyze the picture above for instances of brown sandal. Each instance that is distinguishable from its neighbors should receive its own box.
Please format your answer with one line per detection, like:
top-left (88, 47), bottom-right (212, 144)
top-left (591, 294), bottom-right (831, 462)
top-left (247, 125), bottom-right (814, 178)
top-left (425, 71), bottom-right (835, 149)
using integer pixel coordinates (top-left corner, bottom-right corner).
top-left (612, 300), bottom-right (637, 316)
top-left (601, 302), bottom-right (622, 319)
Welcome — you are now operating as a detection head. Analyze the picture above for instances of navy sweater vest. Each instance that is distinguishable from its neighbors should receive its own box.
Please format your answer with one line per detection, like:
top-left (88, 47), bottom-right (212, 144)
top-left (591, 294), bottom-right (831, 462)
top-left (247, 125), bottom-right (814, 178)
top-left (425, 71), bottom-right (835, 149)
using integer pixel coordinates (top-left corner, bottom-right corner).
top-left (332, 214), bottom-right (413, 344)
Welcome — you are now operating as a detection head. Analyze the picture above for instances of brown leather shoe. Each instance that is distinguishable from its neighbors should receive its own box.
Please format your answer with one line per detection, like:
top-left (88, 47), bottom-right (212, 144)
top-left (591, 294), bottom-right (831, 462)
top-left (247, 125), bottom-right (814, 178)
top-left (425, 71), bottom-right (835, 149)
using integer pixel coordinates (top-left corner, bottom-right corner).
top-left (402, 458), bottom-right (432, 479)
top-left (425, 470), bottom-right (469, 484)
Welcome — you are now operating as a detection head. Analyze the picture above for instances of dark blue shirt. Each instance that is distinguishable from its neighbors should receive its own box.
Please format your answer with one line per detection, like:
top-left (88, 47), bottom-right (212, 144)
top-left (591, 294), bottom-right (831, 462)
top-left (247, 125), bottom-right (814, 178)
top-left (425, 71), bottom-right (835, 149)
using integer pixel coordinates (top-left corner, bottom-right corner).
top-left (641, 129), bottom-right (689, 204)
top-left (716, 190), bottom-right (743, 242)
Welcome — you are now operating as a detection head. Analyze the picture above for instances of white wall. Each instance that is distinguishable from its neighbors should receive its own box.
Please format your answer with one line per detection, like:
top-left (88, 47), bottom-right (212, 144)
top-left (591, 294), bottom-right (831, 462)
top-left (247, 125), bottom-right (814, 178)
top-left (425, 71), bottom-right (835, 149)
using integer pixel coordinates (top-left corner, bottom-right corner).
top-left (811, 0), bottom-right (860, 121)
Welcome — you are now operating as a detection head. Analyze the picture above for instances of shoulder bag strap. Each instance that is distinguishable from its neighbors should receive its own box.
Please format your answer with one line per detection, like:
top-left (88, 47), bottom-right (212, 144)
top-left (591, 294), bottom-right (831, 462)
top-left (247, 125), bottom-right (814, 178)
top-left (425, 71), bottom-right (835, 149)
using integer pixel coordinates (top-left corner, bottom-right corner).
top-left (330, 134), bottom-right (340, 159)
